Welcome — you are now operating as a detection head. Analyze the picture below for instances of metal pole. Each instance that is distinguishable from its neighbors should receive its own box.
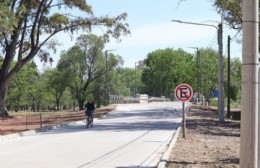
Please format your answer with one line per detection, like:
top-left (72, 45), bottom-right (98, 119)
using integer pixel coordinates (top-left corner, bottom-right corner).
top-left (218, 23), bottom-right (225, 122)
top-left (188, 47), bottom-right (200, 102)
top-left (135, 62), bottom-right (137, 97)
top-left (227, 35), bottom-right (231, 118)
top-left (182, 102), bottom-right (186, 138)
top-left (105, 51), bottom-right (108, 105)
top-left (173, 20), bottom-right (225, 122)
top-left (240, 0), bottom-right (259, 167)
top-left (197, 49), bottom-right (199, 101)
top-left (104, 49), bottom-right (116, 104)
top-left (197, 48), bottom-right (204, 105)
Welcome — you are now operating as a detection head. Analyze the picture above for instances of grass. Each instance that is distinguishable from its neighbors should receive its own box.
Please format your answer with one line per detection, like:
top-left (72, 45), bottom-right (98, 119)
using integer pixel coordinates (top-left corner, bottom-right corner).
top-left (8, 110), bottom-right (80, 117)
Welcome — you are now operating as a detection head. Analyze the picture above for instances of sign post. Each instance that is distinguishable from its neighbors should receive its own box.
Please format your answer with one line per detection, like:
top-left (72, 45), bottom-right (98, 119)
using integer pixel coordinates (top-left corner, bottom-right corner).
top-left (174, 84), bottom-right (193, 138)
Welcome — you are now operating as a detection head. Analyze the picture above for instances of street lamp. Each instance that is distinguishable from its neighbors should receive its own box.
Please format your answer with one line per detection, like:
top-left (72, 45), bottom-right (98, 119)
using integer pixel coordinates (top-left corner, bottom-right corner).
top-left (172, 19), bottom-right (224, 122)
top-left (105, 49), bottom-right (116, 105)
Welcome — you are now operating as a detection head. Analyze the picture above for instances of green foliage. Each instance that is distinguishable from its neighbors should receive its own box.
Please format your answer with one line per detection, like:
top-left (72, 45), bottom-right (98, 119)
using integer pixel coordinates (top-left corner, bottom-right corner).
top-left (0, 1), bottom-right (18, 36)
top-left (199, 48), bottom-right (241, 104)
top-left (214, 0), bottom-right (242, 30)
top-left (49, 13), bottom-right (69, 25)
top-left (223, 58), bottom-right (242, 102)
top-left (7, 62), bottom-right (39, 111)
top-left (43, 68), bottom-right (68, 111)
top-left (198, 48), bottom-right (219, 98)
top-left (57, 34), bottom-right (122, 109)
top-left (0, 0), bottom-right (130, 115)
top-left (5, 45), bottom-right (242, 111)
top-left (142, 48), bottom-right (194, 97)
top-left (115, 67), bottom-right (143, 96)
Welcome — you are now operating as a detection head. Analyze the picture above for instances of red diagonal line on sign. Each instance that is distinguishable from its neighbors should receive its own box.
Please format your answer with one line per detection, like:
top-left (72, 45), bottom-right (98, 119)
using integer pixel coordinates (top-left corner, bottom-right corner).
top-left (176, 86), bottom-right (190, 100)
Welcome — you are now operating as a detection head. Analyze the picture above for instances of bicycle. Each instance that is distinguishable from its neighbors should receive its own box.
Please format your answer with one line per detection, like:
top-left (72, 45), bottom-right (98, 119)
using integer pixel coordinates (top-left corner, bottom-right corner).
top-left (86, 115), bottom-right (93, 128)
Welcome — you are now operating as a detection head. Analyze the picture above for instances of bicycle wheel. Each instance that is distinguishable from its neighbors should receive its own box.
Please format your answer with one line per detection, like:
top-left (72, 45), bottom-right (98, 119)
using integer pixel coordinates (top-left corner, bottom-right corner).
top-left (90, 117), bottom-right (93, 128)
top-left (86, 116), bottom-right (90, 128)
top-left (86, 116), bottom-right (93, 128)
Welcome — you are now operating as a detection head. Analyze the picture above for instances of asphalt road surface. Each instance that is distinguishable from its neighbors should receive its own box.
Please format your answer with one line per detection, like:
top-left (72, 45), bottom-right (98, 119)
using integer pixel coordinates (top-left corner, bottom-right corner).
top-left (0, 102), bottom-right (183, 168)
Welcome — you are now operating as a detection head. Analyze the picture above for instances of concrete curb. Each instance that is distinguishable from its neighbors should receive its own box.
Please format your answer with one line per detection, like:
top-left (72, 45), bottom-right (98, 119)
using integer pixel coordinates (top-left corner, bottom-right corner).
top-left (157, 126), bottom-right (181, 168)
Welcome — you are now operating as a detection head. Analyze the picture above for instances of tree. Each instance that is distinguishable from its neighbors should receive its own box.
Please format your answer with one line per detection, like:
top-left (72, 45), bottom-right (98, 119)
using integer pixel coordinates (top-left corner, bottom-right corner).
top-left (223, 58), bottom-right (242, 102)
top-left (197, 48), bottom-right (219, 100)
top-left (44, 68), bottom-right (67, 111)
top-left (142, 48), bottom-right (194, 98)
top-left (214, 0), bottom-right (242, 30)
top-left (7, 62), bottom-right (39, 111)
top-left (58, 34), bottom-right (122, 110)
top-left (115, 67), bottom-right (136, 96)
top-left (0, 0), bottom-right (130, 116)
top-left (178, 0), bottom-right (242, 30)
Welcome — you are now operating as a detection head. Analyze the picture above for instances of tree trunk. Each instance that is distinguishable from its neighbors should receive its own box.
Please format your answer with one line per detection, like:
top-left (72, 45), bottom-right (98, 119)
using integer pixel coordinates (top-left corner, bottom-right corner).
top-left (79, 100), bottom-right (84, 111)
top-left (32, 97), bottom-right (35, 112)
top-left (56, 98), bottom-right (60, 111)
top-left (0, 82), bottom-right (9, 117)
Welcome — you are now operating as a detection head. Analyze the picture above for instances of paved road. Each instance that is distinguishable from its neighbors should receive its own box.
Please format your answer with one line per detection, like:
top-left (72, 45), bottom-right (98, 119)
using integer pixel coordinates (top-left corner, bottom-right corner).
top-left (0, 102), bottom-right (183, 168)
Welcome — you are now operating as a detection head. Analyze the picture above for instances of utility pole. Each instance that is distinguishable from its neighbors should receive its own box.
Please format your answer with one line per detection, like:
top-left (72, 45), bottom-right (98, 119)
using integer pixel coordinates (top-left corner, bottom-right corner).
top-left (172, 20), bottom-right (225, 122)
top-left (227, 35), bottom-right (231, 118)
top-left (240, 0), bottom-right (259, 167)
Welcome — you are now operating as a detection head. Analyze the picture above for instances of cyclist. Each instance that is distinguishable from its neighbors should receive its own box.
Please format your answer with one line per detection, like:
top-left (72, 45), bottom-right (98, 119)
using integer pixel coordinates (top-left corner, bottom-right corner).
top-left (85, 98), bottom-right (95, 128)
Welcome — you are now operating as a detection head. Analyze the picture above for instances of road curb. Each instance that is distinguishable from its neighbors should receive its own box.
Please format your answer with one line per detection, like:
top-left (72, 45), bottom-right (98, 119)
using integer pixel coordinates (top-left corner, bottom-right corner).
top-left (157, 126), bottom-right (181, 168)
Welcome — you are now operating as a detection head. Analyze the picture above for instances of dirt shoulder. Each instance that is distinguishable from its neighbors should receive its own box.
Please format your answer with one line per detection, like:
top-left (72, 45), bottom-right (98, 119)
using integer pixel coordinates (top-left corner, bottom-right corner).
top-left (166, 105), bottom-right (240, 168)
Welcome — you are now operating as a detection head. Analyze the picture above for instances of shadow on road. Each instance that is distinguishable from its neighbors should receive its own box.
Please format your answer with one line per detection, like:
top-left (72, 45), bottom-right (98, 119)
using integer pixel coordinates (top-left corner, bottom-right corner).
top-left (34, 107), bottom-right (182, 135)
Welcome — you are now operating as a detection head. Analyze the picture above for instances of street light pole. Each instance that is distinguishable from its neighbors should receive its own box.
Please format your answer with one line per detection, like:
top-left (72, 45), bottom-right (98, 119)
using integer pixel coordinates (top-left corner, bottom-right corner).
top-left (227, 35), bottom-right (231, 118)
top-left (217, 23), bottom-right (224, 122)
top-left (105, 50), bottom-right (108, 105)
top-left (134, 60), bottom-right (144, 97)
top-left (189, 47), bottom-right (200, 103)
top-left (172, 20), bottom-right (224, 122)
top-left (135, 62), bottom-right (137, 97)
top-left (105, 49), bottom-right (116, 105)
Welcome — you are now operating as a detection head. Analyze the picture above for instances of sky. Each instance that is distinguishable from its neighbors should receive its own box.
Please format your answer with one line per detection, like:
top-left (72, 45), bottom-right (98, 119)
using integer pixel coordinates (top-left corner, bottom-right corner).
top-left (37, 0), bottom-right (242, 71)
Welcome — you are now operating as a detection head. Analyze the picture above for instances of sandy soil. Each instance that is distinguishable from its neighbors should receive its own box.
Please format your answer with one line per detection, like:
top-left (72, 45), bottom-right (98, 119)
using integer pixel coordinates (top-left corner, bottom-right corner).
top-left (166, 105), bottom-right (240, 168)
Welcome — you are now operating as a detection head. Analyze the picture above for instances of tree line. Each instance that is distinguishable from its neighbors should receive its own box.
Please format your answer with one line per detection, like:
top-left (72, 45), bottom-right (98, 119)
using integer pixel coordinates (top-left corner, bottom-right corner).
top-left (141, 48), bottom-right (242, 105)
top-left (5, 34), bottom-right (135, 112)
top-left (5, 40), bottom-right (242, 112)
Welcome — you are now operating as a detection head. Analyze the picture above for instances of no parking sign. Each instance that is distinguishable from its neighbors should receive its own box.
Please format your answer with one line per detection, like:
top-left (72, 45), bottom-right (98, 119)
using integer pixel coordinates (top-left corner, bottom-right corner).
top-left (174, 83), bottom-right (193, 138)
top-left (174, 84), bottom-right (193, 102)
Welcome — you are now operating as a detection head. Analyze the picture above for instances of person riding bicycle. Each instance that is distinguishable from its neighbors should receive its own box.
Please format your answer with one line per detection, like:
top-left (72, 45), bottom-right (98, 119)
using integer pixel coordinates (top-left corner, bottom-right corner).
top-left (85, 98), bottom-right (95, 119)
